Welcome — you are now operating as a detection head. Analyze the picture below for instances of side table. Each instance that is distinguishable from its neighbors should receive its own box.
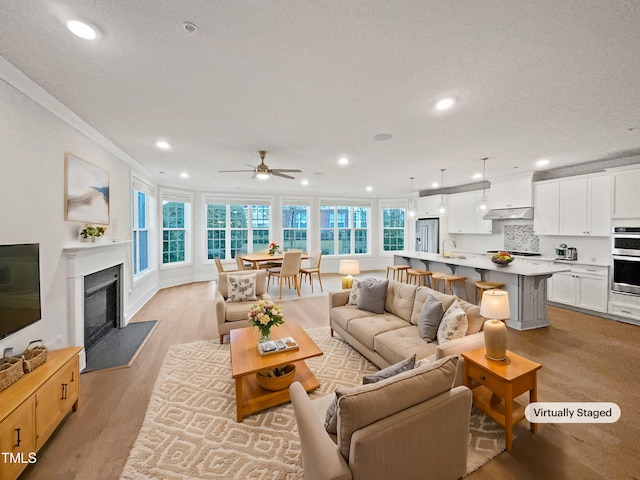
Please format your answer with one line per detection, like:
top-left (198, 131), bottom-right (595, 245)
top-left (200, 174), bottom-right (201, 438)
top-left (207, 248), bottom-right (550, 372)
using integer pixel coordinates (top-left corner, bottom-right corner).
top-left (461, 347), bottom-right (541, 452)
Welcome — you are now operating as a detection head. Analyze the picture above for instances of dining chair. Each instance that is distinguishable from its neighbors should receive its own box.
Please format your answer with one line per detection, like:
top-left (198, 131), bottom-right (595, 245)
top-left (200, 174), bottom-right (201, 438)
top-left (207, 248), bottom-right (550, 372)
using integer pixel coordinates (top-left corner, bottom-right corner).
top-left (215, 257), bottom-right (238, 274)
top-left (267, 250), bottom-right (303, 299)
top-left (299, 250), bottom-right (323, 292)
top-left (236, 255), bottom-right (252, 270)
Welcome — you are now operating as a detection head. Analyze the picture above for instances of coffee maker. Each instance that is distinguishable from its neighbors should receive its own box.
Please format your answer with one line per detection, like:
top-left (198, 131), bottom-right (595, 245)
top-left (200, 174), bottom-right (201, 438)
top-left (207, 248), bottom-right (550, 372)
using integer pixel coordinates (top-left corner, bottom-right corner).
top-left (555, 244), bottom-right (578, 260)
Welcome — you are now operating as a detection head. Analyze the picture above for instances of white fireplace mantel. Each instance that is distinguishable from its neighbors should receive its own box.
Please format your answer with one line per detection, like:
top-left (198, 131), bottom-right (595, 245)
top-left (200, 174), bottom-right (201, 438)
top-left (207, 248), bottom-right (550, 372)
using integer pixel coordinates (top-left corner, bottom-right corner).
top-left (64, 240), bottom-right (132, 369)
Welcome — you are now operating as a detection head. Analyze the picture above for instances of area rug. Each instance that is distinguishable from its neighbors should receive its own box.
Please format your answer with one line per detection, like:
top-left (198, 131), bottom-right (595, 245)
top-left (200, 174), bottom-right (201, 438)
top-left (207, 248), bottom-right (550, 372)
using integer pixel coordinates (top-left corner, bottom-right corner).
top-left (121, 327), bottom-right (504, 479)
top-left (84, 320), bottom-right (157, 373)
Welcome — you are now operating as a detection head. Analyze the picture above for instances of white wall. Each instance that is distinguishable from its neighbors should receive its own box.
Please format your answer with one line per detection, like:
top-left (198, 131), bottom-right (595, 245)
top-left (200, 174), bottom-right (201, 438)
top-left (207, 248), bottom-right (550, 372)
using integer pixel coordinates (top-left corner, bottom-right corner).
top-left (0, 73), bottom-right (156, 353)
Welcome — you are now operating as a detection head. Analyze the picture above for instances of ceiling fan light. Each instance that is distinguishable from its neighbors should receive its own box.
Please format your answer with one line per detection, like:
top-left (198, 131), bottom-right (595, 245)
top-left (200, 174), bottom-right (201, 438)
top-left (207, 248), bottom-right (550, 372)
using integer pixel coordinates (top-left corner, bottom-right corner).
top-left (256, 172), bottom-right (270, 180)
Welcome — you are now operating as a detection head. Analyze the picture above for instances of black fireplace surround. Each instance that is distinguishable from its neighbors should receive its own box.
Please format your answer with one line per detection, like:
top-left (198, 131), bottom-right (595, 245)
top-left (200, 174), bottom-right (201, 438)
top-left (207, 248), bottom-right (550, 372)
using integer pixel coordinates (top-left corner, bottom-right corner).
top-left (83, 264), bottom-right (121, 351)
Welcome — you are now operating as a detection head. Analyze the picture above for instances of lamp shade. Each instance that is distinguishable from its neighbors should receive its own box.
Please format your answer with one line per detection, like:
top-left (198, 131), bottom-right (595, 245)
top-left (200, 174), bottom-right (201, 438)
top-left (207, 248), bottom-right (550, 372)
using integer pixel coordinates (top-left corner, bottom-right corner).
top-left (480, 290), bottom-right (510, 320)
top-left (339, 260), bottom-right (360, 276)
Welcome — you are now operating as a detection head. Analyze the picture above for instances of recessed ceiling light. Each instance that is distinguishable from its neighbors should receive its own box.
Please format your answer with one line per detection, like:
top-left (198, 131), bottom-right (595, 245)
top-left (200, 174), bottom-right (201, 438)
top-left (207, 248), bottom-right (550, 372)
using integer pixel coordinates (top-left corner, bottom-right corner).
top-left (435, 97), bottom-right (455, 111)
top-left (66, 19), bottom-right (99, 40)
top-left (536, 159), bottom-right (550, 167)
top-left (473, 173), bottom-right (482, 180)
top-left (338, 157), bottom-right (349, 166)
top-left (373, 133), bottom-right (392, 142)
top-left (180, 172), bottom-right (189, 178)
top-left (301, 179), bottom-right (309, 186)
top-left (432, 182), bottom-right (439, 188)
top-left (366, 186), bottom-right (373, 192)
top-left (155, 140), bottom-right (172, 150)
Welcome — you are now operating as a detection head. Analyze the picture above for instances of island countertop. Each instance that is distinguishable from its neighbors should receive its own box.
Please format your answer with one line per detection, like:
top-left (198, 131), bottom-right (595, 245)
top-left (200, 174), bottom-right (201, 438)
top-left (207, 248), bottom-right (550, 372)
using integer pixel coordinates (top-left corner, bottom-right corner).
top-left (393, 250), bottom-right (571, 277)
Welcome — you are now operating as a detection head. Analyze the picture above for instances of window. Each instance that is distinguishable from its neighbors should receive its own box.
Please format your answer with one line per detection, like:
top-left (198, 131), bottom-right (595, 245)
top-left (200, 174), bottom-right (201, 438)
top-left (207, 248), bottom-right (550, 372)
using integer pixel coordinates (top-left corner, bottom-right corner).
top-left (282, 205), bottom-right (309, 252)
top-left (382, 207), bottom-right (405, 251)
top-left (205, 201), bottom-right (272, 260)
top-left (132, 190), bottom-right (150, 274)
top-left (320, 204), bottom-right (370, 255)
top-left (162, 192), bottom-right (191, 265)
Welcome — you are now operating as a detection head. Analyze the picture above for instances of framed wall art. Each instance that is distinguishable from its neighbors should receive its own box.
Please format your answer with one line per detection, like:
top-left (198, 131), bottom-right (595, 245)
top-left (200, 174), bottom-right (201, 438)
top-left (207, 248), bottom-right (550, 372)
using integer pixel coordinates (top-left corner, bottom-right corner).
top-left (64, 152), bottom-right (110, 224)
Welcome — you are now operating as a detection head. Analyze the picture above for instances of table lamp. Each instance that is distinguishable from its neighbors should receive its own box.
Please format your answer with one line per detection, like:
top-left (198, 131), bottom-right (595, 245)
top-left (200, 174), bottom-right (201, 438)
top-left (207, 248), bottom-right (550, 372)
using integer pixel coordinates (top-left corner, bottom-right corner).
top-left (339, 260), bottom-right (360, 289)
top-left (480, 290), bottom-right (510, 361)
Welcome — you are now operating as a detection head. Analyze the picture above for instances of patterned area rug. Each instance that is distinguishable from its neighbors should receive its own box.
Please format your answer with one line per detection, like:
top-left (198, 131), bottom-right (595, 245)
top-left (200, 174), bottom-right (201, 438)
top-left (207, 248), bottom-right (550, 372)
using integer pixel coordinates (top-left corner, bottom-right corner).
top-left (121, 328), bottom-right (504, 479)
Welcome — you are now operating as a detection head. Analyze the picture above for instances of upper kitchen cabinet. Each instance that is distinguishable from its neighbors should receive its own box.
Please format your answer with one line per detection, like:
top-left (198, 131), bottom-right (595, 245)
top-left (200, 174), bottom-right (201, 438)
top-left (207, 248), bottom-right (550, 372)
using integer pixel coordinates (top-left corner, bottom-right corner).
top-left (609, 167), bottom-right (640, 219)
top-left (447, 191), bottom-right (492, 234)
top-left (487, 176), bottom-right (532, 209)
top-left (533, 180), bottom-right (560, 235)
top-left (416, 194), bottom-right (444, 218)
top-left (559, 174), bottom-right (610, 236)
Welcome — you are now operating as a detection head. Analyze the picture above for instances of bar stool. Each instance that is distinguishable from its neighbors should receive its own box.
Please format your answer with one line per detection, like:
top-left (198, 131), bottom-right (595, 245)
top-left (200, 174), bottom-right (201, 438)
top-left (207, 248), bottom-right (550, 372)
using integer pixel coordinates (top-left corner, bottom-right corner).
top-left (431, 272), bottom-right (468, 300)
top-left (475, 281), bottom-right (505, 306)
top-left (406, 269), bottom-right (433, 287)
top-left (386, 265), bottom-right (411, 283)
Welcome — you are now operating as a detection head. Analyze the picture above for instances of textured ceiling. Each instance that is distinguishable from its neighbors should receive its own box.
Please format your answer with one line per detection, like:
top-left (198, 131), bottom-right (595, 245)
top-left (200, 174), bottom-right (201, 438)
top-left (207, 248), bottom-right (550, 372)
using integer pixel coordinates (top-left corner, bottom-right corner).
top-left (1, 1), bottom-right (640, 197)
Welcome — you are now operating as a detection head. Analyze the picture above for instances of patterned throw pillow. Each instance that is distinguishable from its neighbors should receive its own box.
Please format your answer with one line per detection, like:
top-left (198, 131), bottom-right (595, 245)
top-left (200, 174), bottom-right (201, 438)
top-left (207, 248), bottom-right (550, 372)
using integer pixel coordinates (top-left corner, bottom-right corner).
top-left (347, 276), bottom-right (376, 305)
top-left (436, 298), bottom-right (469, 344)
top-left (226, 274), bottom-right (258, 302)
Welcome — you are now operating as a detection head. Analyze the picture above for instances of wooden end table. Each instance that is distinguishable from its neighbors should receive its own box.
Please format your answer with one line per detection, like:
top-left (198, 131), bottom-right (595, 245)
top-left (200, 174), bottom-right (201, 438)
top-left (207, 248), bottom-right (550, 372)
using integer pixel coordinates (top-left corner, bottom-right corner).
top-left (461, 347), bottom-right (542, 452)
top-left (230, 322), bottom-right (323, 422)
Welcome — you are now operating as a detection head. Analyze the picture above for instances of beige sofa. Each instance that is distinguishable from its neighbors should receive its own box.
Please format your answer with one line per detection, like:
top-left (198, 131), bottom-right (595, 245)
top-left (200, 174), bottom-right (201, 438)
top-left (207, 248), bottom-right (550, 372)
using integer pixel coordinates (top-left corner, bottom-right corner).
top-left (290, 355), bottom-right (472, 480)
top-left (214, 270), bottom-right (271, 343)
top-left (330, 279), bottom-right (486, 369)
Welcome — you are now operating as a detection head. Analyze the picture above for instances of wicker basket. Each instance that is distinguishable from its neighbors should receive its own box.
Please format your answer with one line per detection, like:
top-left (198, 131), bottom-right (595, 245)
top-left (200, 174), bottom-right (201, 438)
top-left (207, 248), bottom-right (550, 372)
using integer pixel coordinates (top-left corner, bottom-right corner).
top-left (22, 340), bottom-right (49, 373)
top-left (0, 357), bottom-right (24, 392)
top-left (256, 364), bottom-right (296, 391)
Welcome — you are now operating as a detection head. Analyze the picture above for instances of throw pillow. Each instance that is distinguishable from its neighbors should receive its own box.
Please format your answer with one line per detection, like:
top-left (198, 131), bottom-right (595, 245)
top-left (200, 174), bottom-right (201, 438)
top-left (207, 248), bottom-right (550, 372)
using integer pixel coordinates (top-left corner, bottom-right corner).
top-left (437, 298), bottom-right (469, 344)
top-left (357, 279), bottom-right (389, 314)
top-left (226, 273), bottom-right (258, 302)
top-left (362, 354), bottom-right (416, 384)
top-left (324, 388), bottom-right (346, 434)
top-left (417, 295), bottom-right (445, 342)
top-left (347, 276), bottom-right (376, 305)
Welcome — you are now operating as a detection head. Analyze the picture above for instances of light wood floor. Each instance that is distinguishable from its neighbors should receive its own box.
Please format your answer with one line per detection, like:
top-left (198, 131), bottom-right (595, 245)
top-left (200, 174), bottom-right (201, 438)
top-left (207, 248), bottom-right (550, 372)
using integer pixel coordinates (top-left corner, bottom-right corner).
top-left (19, 275), bottom-right (640, 480)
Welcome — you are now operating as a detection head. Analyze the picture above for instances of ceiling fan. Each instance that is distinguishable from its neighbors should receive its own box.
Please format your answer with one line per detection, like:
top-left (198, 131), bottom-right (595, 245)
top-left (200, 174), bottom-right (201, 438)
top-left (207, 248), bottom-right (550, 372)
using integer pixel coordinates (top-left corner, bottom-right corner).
top-left (219, 150), bottom-right (302, 180)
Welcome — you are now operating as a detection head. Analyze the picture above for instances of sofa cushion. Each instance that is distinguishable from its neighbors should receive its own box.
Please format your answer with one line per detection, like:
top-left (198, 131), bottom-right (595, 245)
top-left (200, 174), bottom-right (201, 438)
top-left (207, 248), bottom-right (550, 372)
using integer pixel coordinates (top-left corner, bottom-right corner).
top-left (417, 295), bottom-right (445, 342)
top-left (347, 277), bottom-right (376, 305)
top-left (348, 315), bottom-right (410, 351)
top-left (224, 301), bottom-right (257, 322)
top-left (437, 299), bottom-right (469, 344)
top-left (331, 305), bottom-right (376, 333)
top-left (362, 354), bottom-right (416, 385)
top-left (336, 356), bottom-right (459, 460)
top-left (226, 273), bottom-right (258, 302)
top-left (411, 286), bottom-right (457, 325)
top-left (357, 279), bottom-right (388, 314)
top-left (384, 280), bottom-right (417, 322)
top-left (374, 326), bottom-right (439, 365)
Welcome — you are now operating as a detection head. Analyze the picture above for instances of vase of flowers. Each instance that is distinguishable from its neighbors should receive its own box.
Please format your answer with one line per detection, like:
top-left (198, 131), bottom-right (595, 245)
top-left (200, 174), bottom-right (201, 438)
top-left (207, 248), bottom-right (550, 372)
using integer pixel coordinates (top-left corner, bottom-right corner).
top-left (79, 224), bottom-right (107, 242)
top-left (267, 242), bottom-right (280, 255)
top-left (248, 300), bottom-right (284, 342)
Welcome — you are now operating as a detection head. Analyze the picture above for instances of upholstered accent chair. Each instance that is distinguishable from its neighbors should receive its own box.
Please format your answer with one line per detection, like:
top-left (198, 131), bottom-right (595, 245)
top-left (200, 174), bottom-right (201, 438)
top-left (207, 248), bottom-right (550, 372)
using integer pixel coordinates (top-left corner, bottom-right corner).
top-left (290, 356), bottom-right (471, 480)
top-left (214, 270), bottom-right (271, 344)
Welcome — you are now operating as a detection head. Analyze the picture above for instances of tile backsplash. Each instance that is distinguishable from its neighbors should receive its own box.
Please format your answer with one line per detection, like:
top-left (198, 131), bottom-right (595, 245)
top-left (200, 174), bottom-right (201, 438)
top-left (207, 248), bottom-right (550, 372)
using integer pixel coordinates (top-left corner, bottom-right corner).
top-left (504, 224), bottom-right (539, 252)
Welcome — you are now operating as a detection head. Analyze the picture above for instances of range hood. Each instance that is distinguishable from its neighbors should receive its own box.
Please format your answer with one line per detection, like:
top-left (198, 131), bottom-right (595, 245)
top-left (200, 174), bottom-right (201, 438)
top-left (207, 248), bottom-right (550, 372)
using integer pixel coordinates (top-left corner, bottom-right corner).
top-left (483, 207), bottom-right (534, 220)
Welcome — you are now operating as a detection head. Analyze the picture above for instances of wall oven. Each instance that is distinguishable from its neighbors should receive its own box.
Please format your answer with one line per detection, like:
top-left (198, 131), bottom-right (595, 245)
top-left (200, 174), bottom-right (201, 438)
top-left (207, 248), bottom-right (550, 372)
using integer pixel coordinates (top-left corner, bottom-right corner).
top-left (612, 227), bottom-right (640, 295)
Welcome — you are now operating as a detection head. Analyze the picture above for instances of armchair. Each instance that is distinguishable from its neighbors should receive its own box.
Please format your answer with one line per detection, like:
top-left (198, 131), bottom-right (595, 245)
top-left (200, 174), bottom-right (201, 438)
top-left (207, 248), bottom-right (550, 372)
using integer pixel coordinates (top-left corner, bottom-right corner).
top-left (214, 270), bottom-right (271, 343)
top-left (290, 356), bottom-right (471, 480)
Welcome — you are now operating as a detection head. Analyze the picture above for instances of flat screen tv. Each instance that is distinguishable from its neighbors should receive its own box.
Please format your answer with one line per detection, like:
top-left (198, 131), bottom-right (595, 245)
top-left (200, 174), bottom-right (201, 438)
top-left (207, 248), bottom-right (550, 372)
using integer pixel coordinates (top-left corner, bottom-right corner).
top-left (0, 244), bottom-right (42, 340)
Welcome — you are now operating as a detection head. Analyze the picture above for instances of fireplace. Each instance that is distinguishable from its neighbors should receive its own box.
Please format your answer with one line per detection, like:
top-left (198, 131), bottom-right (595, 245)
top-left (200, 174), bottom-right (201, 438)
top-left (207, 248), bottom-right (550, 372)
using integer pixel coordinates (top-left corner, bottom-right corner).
top-left (84, 265), bottom-right (121, 351)
top-left (64, 241), bottom-right (131, 370)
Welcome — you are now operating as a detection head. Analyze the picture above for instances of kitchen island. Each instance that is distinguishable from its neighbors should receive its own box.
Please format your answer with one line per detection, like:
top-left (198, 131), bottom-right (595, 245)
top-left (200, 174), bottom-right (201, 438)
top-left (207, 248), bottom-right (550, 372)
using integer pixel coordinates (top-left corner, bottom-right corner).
top-left (393, 250), bottom-right (571, 330)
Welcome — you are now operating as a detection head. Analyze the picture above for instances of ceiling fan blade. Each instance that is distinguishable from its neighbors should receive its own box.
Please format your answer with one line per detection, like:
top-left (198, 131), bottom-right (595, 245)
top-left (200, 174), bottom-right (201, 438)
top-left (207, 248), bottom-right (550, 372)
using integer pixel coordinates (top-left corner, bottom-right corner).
top-left (271, 171), bottom-right (295, 179)
top-left (218, 169), bottom-right (255, 173)
top-left (272, 169), bottom-right (302, 173)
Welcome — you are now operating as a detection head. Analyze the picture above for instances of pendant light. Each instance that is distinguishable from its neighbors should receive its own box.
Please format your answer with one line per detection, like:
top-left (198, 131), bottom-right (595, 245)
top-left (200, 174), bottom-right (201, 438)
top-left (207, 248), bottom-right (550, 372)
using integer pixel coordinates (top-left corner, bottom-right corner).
top-left (478, 158), bottom-right (488, 211)
top-left (408, 177), bottom-right (416, 218)
top-left (438, 169), bottom-right (447, 215)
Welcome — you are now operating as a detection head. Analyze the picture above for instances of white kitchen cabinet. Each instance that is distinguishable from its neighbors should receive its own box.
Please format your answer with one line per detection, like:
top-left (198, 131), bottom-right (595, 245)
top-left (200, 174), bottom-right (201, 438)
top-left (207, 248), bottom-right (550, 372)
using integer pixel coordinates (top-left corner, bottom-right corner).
top-left (548, 264), bottom-right (608, 313)
top-left (533, 181), bottom-right (560, 235)
top-left (487, 177), bottom-right (532, 209)
top-left (416, 195), bottom-right (444, 218)
top-left (610, 168), bottom-right (640, 219)
top-left (447, 192), bottom-right (492, 234)
top-left (559, 174), bottom-right (610, 236)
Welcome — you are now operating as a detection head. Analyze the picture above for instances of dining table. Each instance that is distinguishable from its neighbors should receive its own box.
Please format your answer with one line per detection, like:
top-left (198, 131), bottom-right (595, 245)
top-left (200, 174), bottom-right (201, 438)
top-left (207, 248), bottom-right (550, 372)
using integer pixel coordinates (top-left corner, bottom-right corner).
top-left (240, 252), bottom-right (309, 269)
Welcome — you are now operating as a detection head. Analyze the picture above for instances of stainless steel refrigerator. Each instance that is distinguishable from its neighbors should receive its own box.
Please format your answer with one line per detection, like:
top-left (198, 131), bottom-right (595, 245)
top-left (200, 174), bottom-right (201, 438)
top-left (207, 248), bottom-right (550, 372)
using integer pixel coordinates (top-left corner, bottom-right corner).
top-left (415, 218), bottom-right (439, 253)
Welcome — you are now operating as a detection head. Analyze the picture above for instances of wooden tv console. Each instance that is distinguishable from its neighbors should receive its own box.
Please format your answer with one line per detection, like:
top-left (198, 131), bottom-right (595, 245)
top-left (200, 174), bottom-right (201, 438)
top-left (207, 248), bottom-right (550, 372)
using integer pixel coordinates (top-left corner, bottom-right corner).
top-left (0, 346), bottom-right (82, 480)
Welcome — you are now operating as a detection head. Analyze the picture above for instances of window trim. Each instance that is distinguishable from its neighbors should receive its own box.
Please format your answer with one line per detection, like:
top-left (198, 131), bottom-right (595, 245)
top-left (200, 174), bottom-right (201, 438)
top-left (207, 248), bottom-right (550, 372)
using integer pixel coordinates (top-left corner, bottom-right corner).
top-left (318, 201), bottom-right (372, 256)
top-left (160, 189), bottom-right (193, 268)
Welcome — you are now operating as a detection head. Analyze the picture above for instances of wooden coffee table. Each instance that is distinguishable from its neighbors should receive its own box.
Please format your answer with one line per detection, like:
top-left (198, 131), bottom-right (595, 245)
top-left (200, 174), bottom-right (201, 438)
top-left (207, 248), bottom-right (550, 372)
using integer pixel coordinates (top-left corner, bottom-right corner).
top-left (230, 322), bottom-right (323, 422)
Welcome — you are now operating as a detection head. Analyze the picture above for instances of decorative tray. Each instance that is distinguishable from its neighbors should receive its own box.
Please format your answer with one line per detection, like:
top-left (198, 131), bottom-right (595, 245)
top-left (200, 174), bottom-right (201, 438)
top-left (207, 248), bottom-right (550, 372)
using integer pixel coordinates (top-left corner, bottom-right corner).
top-left (257, 337), bottom-right (299, 356)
